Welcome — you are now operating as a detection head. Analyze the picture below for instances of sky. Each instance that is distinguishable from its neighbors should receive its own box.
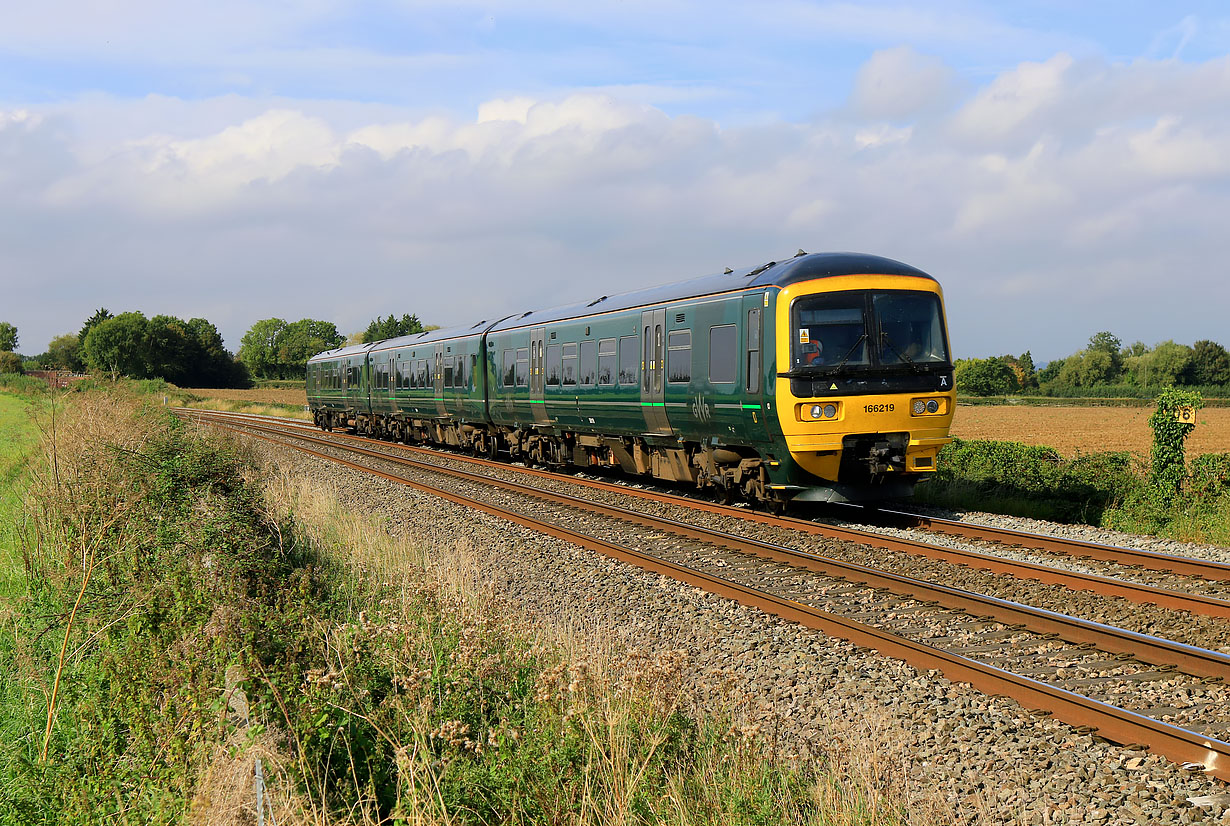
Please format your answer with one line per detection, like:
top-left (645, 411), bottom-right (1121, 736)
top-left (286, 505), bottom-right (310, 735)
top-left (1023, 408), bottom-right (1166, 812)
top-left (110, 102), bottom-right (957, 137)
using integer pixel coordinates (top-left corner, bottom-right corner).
top-left (2, 1), bottom-right (1228, 363)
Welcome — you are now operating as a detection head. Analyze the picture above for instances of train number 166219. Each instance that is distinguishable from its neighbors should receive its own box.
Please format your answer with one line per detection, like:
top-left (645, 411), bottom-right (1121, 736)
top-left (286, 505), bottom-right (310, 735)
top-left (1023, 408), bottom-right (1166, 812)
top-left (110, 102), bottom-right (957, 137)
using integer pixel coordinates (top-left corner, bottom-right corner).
top-left (863, 403), bottom-right (895, 413)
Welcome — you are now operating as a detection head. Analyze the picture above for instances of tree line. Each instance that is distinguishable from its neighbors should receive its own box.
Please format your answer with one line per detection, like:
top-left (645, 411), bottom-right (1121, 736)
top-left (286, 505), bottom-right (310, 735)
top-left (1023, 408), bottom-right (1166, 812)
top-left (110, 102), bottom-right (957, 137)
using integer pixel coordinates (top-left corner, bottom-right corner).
top-left (956, 333), bottom-right (1230, 397)
top-left (0, 312), bottom-right (429, 387)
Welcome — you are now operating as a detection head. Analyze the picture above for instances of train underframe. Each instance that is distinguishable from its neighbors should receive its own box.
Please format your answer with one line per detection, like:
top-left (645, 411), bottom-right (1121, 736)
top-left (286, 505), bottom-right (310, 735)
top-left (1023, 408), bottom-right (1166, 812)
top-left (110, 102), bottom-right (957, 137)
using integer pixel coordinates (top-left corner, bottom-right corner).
top-left (311, 407), bottom-right (922, 508)
top-left (314, 408), bottom-right (784, 505)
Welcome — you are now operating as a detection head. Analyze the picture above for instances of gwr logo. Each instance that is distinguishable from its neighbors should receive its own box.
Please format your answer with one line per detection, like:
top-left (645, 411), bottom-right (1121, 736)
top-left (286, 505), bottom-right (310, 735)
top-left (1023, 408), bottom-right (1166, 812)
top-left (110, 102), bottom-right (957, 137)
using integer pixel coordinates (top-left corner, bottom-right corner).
top-left (692, 394), bottom-right (711, 421)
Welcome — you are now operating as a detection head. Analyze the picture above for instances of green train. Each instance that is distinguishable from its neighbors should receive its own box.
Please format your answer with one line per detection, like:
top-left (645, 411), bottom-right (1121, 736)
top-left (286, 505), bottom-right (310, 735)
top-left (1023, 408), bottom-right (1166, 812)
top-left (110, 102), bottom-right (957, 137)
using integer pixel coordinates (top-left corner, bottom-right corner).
top-left (306, 251), bottom-right (955, 507)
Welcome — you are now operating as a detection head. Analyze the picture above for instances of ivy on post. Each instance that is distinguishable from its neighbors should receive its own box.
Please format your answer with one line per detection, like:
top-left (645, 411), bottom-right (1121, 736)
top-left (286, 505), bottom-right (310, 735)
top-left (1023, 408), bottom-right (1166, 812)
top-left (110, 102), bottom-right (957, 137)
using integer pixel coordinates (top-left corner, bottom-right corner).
top-left (1147, 387), bottom-right (1203, 506)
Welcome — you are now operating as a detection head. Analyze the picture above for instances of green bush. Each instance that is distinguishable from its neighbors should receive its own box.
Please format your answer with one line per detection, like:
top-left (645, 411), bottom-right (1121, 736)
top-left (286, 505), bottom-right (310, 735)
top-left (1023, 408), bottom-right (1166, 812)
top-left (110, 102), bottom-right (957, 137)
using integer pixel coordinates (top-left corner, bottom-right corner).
top-left (923, 438), bottom-right (1141, 522)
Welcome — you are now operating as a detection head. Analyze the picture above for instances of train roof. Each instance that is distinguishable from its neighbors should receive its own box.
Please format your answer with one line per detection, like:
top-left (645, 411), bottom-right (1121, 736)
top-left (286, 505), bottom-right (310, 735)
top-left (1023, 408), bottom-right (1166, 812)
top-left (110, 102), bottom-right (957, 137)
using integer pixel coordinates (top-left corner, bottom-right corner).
top-left (307, 320), bottom-right (497, 364)
top-left (305, 251), bottom-right (933, 363)
top-left (487, 251), bottom-right (933, 333)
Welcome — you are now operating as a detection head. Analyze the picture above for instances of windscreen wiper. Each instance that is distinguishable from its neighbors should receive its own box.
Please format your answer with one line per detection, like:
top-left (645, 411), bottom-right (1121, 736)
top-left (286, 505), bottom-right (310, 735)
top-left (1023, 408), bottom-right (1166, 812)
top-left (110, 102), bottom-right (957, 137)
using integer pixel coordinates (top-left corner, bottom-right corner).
top-left (778, 333), bottom-right (868, 379)
top-left (879, 331), bottom-right (921, 373)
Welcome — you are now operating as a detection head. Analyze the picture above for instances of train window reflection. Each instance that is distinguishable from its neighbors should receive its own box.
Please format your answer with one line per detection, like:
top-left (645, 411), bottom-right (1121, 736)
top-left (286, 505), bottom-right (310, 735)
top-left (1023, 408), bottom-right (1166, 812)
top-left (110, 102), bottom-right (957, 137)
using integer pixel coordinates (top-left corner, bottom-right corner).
top-left (874, 293), bottom-right (948, 364)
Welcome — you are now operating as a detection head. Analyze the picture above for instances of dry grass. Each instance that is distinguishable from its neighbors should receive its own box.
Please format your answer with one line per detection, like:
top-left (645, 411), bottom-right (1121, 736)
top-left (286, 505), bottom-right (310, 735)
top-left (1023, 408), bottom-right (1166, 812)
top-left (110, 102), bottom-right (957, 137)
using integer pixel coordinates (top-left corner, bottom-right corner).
top-left (261, 468), bottom-right (965, 826)
top-left (183, 387), bottom-right (308, 406)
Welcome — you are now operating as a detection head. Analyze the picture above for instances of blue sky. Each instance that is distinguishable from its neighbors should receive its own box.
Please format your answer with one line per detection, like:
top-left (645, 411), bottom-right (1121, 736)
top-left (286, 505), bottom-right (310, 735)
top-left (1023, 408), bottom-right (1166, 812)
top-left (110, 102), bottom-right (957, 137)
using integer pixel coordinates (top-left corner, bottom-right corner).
top-left (2, 1), bottom-right (1229, 361)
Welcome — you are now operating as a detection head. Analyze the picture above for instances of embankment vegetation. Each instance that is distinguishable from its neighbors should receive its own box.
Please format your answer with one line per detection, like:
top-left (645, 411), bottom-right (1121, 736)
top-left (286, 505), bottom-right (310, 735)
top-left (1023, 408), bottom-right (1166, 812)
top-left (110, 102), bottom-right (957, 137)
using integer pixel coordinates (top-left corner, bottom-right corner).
top-left (0, 383), bottom-right (925, 824)
top-left (917, 391), bottom-right (1230, 545)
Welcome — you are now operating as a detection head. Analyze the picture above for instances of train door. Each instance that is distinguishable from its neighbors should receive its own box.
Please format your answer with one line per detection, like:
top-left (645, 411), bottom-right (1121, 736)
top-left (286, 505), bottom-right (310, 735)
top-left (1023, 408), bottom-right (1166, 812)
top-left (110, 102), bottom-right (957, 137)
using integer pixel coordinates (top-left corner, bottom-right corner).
top-left (433, 347), bottom-right (445, 417)
top-left (741, 294), bottom-right (773, 443)
top-left (640, 309), bottom-right (670, 434)
top-left (530, 327), bottom-right (549, 424)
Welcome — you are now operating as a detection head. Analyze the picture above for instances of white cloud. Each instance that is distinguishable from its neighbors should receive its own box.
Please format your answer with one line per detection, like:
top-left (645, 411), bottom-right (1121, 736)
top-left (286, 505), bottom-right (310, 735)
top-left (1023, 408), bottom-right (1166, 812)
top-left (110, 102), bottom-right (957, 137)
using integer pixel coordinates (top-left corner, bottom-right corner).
top-left (850, 46), bottom-right (958, 121)
top-left (5, 51), bottom-right (1230, 364)
top-left (950, 53), bottom-right (1075, 142)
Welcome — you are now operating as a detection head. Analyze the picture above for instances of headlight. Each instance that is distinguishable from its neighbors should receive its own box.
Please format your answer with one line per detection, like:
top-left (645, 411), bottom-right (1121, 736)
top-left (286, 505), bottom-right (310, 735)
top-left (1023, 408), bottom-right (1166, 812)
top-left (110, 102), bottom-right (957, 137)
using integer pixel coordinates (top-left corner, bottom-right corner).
top-left (823, 404), bottom-right (837, 418)
top-left (810, 405), bottom-right (823, 419)
top-left (912, 400), bottom-right (926, 415)
top-left (926, 399), bottom-right (939, 413)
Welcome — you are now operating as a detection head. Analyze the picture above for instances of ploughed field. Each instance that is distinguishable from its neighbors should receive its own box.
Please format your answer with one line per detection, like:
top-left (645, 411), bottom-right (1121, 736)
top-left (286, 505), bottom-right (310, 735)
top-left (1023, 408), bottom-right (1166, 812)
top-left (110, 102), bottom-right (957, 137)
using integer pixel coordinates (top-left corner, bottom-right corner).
top-left (190, 386), bottom-right (1230, 458)
top-left (951, 404), bottom-right (1230, 457)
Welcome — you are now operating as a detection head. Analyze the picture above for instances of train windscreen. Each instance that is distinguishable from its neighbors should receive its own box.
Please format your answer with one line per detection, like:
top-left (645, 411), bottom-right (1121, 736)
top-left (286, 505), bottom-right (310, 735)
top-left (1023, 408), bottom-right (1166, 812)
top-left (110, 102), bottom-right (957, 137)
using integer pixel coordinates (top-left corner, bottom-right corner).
top-left (792, 290), bottom-right (948, 371)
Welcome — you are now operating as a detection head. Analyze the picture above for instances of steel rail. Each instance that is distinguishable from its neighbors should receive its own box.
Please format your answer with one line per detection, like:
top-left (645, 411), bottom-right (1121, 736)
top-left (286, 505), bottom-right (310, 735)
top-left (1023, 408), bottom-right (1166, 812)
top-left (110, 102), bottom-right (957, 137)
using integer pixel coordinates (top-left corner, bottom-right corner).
top-left (177, 409), bottom-right (1230, 620)
top-left (864, 507), bottom-right (1230, 582)
top-left (186, 410), bottom-right (1230, 782)
top-left (188, 410), bottom-right (1230, 682)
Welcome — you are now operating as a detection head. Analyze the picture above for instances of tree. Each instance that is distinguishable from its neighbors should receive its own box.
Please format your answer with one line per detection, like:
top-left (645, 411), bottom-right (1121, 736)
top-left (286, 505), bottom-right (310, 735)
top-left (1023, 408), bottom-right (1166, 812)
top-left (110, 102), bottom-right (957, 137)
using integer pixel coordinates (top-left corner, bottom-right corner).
top-left (363, 314), bottom-right (425, 343)
top-left (78, 308), bottom-right (114, 344)
top-left (186, 317), bottom-right (248, 387)
top-left (46, 334), bottom-right (84, 371)
top-left (955, 357), bottom-right (1019, 396)
top-left (147, 315), bottom-right (195, 385)
top-left (83, 312), bottom-right (153, 379)
top-left (1002, 351), bottom-right (1037, 390)
top-left (0, 351), bottom-right (21, 374)
top-left (277, 320), bottom-right (344, 376)
top-left (0, 322), bottom-right (17, 353)
top-left (1084, 331), bottom-right (1124, 381)
top-left (239, 318), bottom-right (343, 380)
top-left (238, 318), bottom-right (287, 379)
top-left (1058, 348), bottom-right (1118, 387)
top-left (1190, 340), bottom-right (1230, 386)
top-left (1126, 341), bottom-right (1194, 387)
top-left (1036, 358), bottom-right (1065, 385)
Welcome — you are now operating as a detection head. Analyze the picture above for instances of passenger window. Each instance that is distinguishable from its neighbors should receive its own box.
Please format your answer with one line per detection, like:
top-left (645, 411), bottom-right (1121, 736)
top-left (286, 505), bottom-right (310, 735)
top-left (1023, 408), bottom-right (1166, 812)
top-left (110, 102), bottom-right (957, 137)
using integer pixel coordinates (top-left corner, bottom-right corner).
top-left (619, 336), bottom-right (638, 385)
top-left (597, 338), bottom-right (616, 385)
top-left (580, 340), bottom-right (596, 386)
top-left (545, 344), bottom-right (562, 386)
top-left (503, 349), bottom-right (515, 387)
top-left (443, 360), bottom-right (453, 388)
top-left (667, 330), bottom-right (691, 383)
top-left (515, 347), bottom-right (529, 387)
top-left (709, 324), bottom-right (737, 384)
top-left (562, 343), bottom-right (578, 387)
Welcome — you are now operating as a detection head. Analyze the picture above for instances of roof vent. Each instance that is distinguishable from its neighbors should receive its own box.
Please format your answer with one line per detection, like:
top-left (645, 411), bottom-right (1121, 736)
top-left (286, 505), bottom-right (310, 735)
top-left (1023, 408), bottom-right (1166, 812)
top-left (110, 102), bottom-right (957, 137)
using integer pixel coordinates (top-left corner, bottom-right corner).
top-left (794, 248), bottom-right (807, 257)
top-left (470, 319), bottom-right (487, 329)
top-left (521, 311), bottom-right (533, 318)
top-left (723, 267), bottom-right (733, 274)
top-left (746, 261), bottom-right (777, 277)
top-left (586, 295), bottom-right (608, 307)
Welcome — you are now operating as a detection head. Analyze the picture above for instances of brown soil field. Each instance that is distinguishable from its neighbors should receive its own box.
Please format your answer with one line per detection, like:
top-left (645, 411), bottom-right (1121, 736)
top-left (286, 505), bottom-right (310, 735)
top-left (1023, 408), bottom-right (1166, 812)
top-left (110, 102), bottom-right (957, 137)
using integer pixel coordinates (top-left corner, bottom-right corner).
top-left (184, 387), bottom-right (307, 406)
top-left (951, 405), bottom-right (1230, 458)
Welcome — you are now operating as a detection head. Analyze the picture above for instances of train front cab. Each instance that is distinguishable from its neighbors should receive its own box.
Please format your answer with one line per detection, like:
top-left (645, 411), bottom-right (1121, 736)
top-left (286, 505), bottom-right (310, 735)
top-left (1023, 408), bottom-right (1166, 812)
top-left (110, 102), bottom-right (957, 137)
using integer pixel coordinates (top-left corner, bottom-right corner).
top-left (771, 273), bottom-right (955, 503)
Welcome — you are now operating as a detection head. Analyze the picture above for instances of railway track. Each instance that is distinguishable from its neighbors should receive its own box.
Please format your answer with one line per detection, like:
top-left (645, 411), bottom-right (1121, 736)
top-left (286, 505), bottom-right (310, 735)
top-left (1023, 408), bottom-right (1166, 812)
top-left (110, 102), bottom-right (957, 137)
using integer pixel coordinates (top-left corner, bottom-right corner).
top-left (179, 409), bottom-right (1230, 620)
top-left (845, 505), bottom-right (1230, 582)
top-left (183, 407), bottom-right (1230, 782)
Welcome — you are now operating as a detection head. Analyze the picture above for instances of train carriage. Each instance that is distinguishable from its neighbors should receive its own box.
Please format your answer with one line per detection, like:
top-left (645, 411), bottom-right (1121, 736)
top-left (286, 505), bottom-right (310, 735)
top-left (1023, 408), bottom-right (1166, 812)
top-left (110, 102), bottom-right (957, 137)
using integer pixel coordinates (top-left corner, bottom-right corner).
top-left (308, 251), bottom-right (956, 507)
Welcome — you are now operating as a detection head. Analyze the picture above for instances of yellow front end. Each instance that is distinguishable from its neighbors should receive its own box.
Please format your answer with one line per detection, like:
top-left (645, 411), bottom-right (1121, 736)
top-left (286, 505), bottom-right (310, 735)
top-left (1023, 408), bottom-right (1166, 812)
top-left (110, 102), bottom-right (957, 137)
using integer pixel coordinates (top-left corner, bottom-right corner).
top-left (773, 274), bottom-right (955, 487)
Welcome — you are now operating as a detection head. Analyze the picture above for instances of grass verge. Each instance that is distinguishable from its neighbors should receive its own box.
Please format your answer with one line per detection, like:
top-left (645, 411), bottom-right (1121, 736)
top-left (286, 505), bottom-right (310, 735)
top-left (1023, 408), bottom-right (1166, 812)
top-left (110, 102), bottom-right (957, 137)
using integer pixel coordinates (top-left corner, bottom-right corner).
top-left (0, 387), bottom-right (937, 824)
top-left (915, 438), bottom-right (1230, 545)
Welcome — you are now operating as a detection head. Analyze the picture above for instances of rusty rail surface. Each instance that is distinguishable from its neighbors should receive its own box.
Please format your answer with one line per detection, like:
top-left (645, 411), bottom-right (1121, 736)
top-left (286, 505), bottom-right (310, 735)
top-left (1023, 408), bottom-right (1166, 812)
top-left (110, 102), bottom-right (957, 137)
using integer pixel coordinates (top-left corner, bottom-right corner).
top-left (184, 408), bottom-right (1230, 782)
top-left (178, 409), bottom-right (1230, 619)
top-left (861, 506), bottom-right (1230, 582)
